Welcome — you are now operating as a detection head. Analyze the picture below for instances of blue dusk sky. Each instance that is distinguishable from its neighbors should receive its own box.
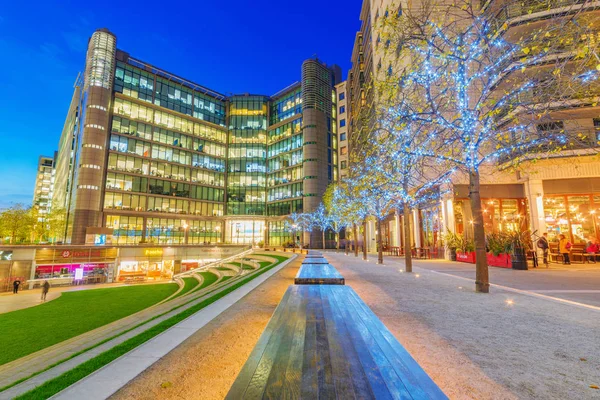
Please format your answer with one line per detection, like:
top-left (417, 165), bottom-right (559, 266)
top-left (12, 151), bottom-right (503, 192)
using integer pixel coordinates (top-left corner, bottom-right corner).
top-left (0, 0), bottom-right (362, 208)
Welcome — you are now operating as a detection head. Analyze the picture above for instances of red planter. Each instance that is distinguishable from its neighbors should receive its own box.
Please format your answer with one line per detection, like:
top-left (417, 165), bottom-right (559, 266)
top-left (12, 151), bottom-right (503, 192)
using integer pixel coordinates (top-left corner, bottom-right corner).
top-left (456, 251), bottom-right (476, 263)
top-left (487, 253), bottom-right (511, 268)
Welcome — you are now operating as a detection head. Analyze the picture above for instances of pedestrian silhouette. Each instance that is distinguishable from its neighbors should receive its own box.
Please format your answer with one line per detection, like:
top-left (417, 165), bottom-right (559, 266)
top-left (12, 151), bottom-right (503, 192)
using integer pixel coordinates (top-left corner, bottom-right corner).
top-left (41, 281), bottom-right (50, 301)
top-left (12, 279), bottom-right (21, 294)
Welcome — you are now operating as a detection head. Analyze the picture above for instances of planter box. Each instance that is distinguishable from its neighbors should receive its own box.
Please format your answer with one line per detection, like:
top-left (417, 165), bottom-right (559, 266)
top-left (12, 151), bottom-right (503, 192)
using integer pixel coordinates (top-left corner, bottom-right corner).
top-left (487, 253), bottom-right (511, 268)
top-left (456, 251), bottom-right (476, 263)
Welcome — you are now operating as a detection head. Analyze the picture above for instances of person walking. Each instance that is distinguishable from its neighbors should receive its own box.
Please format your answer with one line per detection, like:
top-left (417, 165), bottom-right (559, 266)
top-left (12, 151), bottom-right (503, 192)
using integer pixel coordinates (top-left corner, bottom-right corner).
top-left (537, 232), bottom-right (550, 267)
top-left (41, 280), bottom-right (50, 301)
top-left (12, 279), bottom-right (21, 294)
top-left (558, 234), bottom-right (571, 265)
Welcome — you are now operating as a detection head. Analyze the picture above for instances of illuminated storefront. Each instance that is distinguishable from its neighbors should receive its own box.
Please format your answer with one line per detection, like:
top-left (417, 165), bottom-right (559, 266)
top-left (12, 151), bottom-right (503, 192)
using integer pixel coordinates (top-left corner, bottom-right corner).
top-left (543, 194), bottom-right (600, 244)
top-left (31, 247), bottom-right (118, 286)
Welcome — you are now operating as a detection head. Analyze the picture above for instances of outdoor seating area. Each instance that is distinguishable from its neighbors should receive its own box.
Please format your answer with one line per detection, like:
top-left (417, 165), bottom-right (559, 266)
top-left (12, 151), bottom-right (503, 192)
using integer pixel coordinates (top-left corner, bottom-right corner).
top-left (228, 251), bottom-right (446, 399)
top-left (384, 246), bottom-right (434, 259)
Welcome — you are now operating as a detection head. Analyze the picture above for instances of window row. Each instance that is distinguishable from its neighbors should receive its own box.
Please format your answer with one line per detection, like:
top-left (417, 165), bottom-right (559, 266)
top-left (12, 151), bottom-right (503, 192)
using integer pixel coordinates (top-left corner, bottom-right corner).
top-left (114, 63), bottom-right (154, 103)
top-left (268, 118), bottom-right (302, 143)
top-left (109, 134), bottom-right (225, 172)
top-left (112, 117), bottom-right (225, 157)
top-left (107, 153), bottom-right (224, 186)
top-left (104, 192), bottom-right (223, 216)
top-left (113, 98), bottom-right (226, 142)
top-left (228, 145), bottom-right (267, 159)
top-left (270, 89), bottom-right (302, 124)
top-left (267, 166), bottom-right (303, 187)
top-left (267, 135), bottom-right (303, 158)
top-left (227, 174), bottom-right (266, 188)
top-left (268, 183), bottom-right (303, 202)
top-left (268, 150), bottom-right (303, 172)
top-left (228, 161), bottom-right (267, 173)
top-left (267, 199), bottom-right (303, 217)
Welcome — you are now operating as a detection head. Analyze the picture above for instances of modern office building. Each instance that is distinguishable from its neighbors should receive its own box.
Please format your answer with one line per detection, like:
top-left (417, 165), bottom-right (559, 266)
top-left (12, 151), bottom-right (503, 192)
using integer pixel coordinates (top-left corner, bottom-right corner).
top-left (32, 155), bottom-right (55, 221)
top-left (50, 29), bottom-right (341, 246)
top-left (348, 0), bottom-right (600, 258)
top-left (336, 81), bottom-right (349, 179)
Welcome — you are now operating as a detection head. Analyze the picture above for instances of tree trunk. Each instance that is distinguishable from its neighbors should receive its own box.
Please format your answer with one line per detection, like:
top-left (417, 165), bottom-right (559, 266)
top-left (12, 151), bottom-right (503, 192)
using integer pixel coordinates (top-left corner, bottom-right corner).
top-left (344, 232), bottom-right (348, 255)
top-left (362, 219), bottom-right (368, 261)
top-left (403, 204), bottom-right (413, 273)
top-left (336, 232), bottom-right (340, 251)
top-left (470, 169), bottom-right (489, 293)
top-left (377, 218), bottom-right (384, 264)
top-left (322, 229), bottom-right (326, 250)
top-left (353, 223), bottom-right (359, 257)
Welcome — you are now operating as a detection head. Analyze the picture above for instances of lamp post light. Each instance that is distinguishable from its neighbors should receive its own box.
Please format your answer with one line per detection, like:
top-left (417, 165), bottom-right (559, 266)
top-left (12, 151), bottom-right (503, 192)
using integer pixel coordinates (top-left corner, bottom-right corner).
top-left (215, 223), bottom-right (221, 243)
top-left (182, 223), bottom-right (189, 245)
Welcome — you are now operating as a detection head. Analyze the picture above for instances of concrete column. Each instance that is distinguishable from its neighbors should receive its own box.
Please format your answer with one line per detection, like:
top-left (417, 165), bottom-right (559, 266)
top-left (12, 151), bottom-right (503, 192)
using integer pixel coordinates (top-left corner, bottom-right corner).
top-left (525, 179), bottom-right (546, 235)
top-left (413, 210), bottom-right (421, 248)
top-left (395, 212), bottom-right (401, 247)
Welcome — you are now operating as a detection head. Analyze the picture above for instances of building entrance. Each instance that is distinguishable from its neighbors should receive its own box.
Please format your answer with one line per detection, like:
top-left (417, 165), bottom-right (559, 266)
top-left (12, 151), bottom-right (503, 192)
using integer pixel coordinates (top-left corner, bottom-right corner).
top-left (227, 220), bottom-right (265, 245)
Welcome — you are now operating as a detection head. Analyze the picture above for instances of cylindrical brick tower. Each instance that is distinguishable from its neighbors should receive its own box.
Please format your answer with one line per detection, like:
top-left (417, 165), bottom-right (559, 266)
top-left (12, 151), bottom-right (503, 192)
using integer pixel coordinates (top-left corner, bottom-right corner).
top-left (70, 29), bottom-right (116, 243)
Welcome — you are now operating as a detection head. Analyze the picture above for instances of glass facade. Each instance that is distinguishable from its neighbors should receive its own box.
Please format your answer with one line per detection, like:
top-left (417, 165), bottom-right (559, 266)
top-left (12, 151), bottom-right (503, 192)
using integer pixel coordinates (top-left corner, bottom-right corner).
top-left (544, 194), bottom-right (600, 244)
top-left (57, 42), bottom-right (340, 245)
top-left (227, 96), bottom-right (268, 215)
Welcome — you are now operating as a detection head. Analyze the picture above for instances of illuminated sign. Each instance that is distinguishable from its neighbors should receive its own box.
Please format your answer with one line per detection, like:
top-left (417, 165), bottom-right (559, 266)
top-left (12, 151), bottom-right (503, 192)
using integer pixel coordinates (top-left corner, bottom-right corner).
top-left (75, 268), bottom-right (84, 280)
top-left (144, 248), bottom-right (163, 257)
top-left (0, 251), bottom-right (13, 260)
top-left (94, 234), bottom-right (106, 245)
top-left (61, 249), bottom-right (103, 258)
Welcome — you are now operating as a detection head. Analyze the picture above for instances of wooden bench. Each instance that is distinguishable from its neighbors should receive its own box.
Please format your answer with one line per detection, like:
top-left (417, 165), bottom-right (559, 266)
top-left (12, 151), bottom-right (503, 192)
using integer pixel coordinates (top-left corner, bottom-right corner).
top-left (301, 257), bottom-right (329, 264)
top-left (227, 285), bottom-right (447, 399)
top-left (548, 243), bottom-right (563, 263)
top-left (295, 264), bottom-right (345, 285)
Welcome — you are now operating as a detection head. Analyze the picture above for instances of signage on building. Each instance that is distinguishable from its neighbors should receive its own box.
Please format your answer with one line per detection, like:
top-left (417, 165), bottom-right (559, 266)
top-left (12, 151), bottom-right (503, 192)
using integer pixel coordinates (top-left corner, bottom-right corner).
top-left (0, 251), bottom-right (13, 260)
top-left (60, 249), bottom-right (103, 258)
top-left (35, 248), bottom-right (118, 263)
top-left (144, 248), bottom-right (163, 257)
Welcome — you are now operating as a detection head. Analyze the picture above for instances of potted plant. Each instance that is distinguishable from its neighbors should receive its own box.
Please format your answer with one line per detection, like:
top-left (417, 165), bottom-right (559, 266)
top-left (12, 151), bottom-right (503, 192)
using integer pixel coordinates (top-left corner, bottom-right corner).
top-left (455, 234), bottom-right (476, 263)
top-left (486, 232), bottom-right (512, 268)
top-left (506, 230), bottom-right (531, 270)
top-left (442, 230), bottom-right (460, 261)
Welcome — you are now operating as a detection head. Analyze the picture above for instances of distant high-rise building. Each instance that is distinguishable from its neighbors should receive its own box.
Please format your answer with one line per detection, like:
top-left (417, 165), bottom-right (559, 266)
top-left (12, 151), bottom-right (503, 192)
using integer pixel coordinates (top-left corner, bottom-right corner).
top-left (50, 29), bottom-right (341, 246)
top-left (32, 155), bottom-right (55, 221)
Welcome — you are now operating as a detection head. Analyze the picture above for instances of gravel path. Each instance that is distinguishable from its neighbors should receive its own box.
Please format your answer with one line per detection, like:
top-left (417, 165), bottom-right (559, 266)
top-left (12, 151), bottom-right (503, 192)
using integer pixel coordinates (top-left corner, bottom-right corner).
top-left (326, 253), bottom-right (600, 400)
top-left (110, 256), bottom-right (302, 400)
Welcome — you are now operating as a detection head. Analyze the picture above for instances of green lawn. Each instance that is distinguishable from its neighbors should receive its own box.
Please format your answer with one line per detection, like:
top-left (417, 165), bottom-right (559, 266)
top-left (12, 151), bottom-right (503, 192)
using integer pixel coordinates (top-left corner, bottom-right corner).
top-left (0, 283), bottom-right (177, 366)
top-left (15, 254), bottom-right (292, 399)
top-left (170, 277), bottom-right (199, 300)
top-left (198, 272), bottom-right (218, 289)
top-left (214, 266), bottom-right (232, 271)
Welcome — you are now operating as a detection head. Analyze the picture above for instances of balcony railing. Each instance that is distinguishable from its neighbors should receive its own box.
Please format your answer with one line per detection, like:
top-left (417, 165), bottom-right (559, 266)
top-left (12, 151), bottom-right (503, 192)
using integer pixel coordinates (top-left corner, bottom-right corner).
top-left (497, 127), bottom-right (599, 163)
top-left (488, 0), bottom-right (595, 30)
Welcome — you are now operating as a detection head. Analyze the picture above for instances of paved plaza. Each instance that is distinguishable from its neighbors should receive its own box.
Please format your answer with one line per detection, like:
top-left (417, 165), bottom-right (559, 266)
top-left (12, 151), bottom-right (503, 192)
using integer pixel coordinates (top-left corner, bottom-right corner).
top-left (107, 252), bottom-right (599, 399)
top-left (410, 257), bottom-right (600, 307)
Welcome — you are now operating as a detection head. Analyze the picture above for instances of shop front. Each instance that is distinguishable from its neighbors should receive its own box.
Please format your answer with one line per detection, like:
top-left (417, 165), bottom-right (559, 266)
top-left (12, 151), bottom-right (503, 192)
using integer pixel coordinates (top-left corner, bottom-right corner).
top-left (0, 249), bottom-right (34, 292)
top-left (452, 184), bottom-right (528, 238)
top-left (31, 247), bottom-right (118, 287)
top-left (117, 260), bottom-right (174, 282)
top-left (116, 245), bottom-right (247, 280)
top-left (541, 178), bottom-right (600, 245)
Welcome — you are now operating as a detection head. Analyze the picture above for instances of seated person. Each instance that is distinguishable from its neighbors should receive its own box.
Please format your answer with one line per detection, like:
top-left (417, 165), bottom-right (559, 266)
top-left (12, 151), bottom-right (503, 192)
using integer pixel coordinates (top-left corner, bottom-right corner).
top-left (585, 241), bottom-right (599, 262)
